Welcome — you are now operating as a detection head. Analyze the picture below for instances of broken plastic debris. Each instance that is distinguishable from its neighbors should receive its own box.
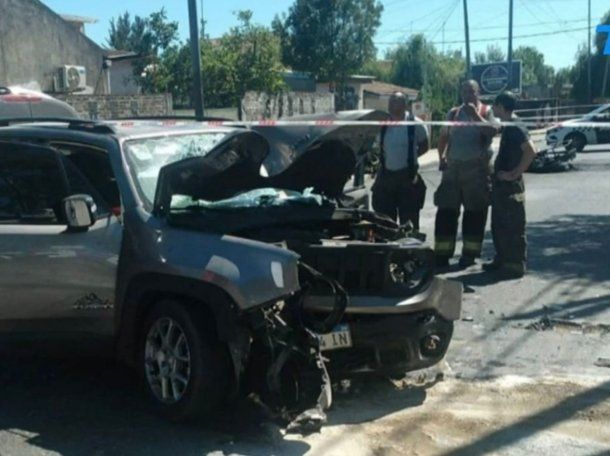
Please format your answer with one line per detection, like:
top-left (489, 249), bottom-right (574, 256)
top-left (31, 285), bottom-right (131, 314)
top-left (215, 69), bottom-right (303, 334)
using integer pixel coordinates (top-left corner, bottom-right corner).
top-left (285, 407), bottom-right (327, 434)
top-left (594, 358), bottom-right (610, 368)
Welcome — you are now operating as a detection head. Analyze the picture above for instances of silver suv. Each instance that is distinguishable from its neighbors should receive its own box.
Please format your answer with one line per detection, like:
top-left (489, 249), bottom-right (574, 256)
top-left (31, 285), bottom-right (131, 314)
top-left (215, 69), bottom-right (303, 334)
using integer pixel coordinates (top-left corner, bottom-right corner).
top-left (0, 114), bottom-right (461, 422)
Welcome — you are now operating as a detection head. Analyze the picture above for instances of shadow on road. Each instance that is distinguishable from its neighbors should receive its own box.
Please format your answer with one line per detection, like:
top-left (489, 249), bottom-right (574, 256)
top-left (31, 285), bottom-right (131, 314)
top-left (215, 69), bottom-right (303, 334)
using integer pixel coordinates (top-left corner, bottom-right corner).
top-left (526, 214), bottom-right (610, 284)
top-left (506, 293), bottom-right (610, 322)
top-left (0, 342), bottom-right (432, 455)
top-left (448, 214), bottom-right (610, 290)
top-left (0, 346), bottom-right (309, 456)
top-left (439, 379), bottom-right (610, 456)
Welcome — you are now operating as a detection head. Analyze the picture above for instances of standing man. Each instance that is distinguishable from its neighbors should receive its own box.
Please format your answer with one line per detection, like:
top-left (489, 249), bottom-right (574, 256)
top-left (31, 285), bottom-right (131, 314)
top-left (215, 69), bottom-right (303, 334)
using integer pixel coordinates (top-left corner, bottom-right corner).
top-left (372, 92), bottom-right (429, 231)
top-left (434, 80), bottom-right (498, 268)
top-left (484, 92), bottom-right (537, 278)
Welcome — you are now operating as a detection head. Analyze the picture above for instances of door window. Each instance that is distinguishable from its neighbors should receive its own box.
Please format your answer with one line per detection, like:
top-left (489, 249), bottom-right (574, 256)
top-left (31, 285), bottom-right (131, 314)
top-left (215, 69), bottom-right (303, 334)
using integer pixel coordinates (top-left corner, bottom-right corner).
top-left (0, 142), bottom-right (67, 224)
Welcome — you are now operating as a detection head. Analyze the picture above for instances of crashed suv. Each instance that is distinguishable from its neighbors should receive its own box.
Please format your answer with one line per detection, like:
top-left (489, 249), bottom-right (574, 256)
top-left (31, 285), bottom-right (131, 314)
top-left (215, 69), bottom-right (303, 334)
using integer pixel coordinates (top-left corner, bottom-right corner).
top-left (0, 113), bottom-right (461, 423)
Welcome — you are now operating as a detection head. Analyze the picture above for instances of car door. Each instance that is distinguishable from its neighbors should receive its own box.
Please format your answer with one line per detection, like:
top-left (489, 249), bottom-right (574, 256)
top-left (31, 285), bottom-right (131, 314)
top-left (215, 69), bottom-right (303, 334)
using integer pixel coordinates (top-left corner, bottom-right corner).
top-left (593, 113), bottom-right (610, 145)
top-left (0, 141), bottom-right (121, 335)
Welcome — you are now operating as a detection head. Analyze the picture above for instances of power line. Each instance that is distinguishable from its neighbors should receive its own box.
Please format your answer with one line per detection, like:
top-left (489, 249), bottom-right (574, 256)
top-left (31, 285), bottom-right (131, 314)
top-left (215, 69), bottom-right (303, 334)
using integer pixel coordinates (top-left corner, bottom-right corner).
top-left (380, 1), bottom-right (456, 35)
top-left (430, 0), bottom-right (460, 42)
top-left (378, 17), bottom-right (589, 37)
top-left (374, 25), bottom-right (590, 46)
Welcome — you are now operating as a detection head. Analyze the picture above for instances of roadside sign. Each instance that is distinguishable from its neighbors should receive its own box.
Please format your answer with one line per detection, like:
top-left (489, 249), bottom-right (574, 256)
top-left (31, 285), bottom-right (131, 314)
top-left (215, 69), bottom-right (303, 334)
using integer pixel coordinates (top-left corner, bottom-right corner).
top-left (471, 61), bottom-right (522, 96)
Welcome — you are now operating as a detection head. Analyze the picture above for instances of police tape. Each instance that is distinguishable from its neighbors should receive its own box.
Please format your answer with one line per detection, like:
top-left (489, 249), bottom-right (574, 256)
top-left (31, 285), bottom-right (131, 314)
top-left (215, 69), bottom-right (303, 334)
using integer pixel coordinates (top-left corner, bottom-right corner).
top-left (514, 103), bottom-right (604, 113)
top-left (115, 119), bottom-right (610, 129)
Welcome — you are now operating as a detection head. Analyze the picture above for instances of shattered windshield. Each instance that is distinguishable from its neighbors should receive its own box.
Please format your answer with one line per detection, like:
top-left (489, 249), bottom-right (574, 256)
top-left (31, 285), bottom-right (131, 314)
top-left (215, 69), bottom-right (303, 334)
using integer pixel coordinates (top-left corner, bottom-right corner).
top-left (170, 187), bottom-right (331, 213)
top-left (123, 132), bottom-right (228, 205)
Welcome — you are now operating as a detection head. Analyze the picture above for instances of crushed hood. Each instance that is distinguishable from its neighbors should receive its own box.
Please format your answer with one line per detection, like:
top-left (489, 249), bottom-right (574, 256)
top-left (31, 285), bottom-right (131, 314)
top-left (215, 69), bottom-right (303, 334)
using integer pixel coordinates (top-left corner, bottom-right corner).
top-left (154, 110), bottom-right (388, 213)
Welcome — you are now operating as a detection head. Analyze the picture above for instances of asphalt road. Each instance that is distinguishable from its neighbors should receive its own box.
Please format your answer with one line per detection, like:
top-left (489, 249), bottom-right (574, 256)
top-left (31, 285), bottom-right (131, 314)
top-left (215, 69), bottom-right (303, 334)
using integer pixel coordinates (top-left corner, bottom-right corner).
top-left (1, 145), bottom-right (609, 455)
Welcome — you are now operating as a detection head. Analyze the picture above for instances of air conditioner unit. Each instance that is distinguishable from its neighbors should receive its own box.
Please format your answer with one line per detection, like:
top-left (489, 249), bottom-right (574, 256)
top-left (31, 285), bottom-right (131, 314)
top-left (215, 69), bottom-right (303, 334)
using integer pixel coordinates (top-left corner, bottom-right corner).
top-left (58, 65), bottom-right (87, 92)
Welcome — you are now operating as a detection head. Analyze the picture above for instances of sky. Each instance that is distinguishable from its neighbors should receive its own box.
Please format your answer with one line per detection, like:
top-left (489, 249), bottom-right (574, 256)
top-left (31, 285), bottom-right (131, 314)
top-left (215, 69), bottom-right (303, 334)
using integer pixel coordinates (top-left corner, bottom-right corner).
top-left (43, 0), bottom-right (610, 70)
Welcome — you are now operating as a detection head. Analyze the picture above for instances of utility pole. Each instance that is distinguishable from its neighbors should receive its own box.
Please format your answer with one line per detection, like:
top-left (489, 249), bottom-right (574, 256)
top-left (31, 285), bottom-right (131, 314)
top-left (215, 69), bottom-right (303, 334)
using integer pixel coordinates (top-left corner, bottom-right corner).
top-left (587, 0), bottom-right (593, 103)
top-left (601, 55), bottom-right (610, 98)
top-left (508, 0), bottom-right (514, 90)
top-left (188, 0), bottom-right (205, 119)
top-left (463, 0), bottom-right (471, 77)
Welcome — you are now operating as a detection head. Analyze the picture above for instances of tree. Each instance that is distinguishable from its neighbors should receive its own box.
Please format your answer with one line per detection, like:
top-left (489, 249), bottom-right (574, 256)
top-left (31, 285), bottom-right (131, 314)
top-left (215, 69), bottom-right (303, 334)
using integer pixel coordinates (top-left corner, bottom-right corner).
top-left (220, 11), bottom-right (285, 107)
top-left (274, 0), bottom-right (383, 108)
top-left (474, 44), bottom-right (505, 64)
top-left (390, 34), bottom-right (434, 90)
top-left (157, 11), bottom-right (284, 110)
top-left (512, 46), bottom-right (555, 89)
top-left (360, 59), bottom-right (392, 83)
top-left (569, 8), bottom-right (610, 101)
top-left (106, 9), bottom-right (179, 93)
top-left (389, 35), bottom-right (464, 121)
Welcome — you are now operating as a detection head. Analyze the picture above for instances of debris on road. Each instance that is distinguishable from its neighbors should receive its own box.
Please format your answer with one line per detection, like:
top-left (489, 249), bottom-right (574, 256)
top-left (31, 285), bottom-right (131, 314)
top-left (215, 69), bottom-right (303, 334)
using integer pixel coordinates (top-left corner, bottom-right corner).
top-left (594, 358), bottom-right (610, 368)
top-left (526, 316), bottom-right (610, 335)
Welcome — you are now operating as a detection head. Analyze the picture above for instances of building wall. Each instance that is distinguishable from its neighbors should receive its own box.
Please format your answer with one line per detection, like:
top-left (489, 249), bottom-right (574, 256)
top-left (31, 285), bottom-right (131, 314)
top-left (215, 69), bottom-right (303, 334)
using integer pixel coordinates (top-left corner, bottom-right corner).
top-left (315, 82), bottom-right (365, 110)
top-left (109, 60), bottom-right (141, 96)
top-left (0, 0), bottom-right (106, 93)
top-left (55, 94), bottom-right (173, 120)
top-left (241, 91), bottom-right (335, 120)
top-left (363, 92), bottom-right (387, 111)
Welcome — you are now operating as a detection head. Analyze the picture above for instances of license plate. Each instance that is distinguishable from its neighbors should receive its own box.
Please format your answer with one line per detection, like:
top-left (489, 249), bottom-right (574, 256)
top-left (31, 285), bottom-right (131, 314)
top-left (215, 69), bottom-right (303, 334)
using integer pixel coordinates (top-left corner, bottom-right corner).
top-left (317, 323), bottom-right (352, 351)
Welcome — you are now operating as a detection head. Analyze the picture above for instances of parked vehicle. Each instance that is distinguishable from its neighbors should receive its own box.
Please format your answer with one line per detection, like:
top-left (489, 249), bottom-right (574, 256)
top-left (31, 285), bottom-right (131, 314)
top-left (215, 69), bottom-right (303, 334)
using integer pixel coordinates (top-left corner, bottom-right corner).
top-left (0, 113), bottom-right (461, 423)
top-left (0, 86), bottom-right (79, 119)
top-left (545, 104), bottom-right (610, 152)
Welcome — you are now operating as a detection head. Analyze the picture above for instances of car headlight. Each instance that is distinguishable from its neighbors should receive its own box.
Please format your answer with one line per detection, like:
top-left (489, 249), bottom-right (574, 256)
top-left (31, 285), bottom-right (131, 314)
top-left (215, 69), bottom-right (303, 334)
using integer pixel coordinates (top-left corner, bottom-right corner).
top-left (389, 260), bottom-right (428, 289)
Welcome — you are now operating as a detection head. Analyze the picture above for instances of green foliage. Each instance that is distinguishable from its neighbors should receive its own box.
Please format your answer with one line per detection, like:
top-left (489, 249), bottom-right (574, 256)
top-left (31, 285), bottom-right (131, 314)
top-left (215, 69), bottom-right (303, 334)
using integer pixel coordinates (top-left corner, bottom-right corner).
top-left (217, 11), bottom-right (285, 105)
top-left (152, 11), bottom-right (284, 109)
top-left (106, 9), bottom-right (179, 94)
top-left (568, 9), bottom-right (610, 101)
top-left (390, 35), bottom-right (434, 90)
top-left (360, 59), bottom-right (392, 83)
top-left (513, 46), bottom-right (555, 88)
top-left (388, 35), bottom-right (464, 121)
top-left (474, 44), bottom-right (505, 64)
top-left (274, 0), bottom-right (383, 107)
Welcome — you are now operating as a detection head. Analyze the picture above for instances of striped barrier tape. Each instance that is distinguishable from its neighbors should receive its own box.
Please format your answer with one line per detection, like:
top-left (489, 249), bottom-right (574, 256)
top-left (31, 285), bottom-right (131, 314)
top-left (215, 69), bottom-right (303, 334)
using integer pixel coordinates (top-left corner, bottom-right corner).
top-left (111, 119), bottom-right (610, 129)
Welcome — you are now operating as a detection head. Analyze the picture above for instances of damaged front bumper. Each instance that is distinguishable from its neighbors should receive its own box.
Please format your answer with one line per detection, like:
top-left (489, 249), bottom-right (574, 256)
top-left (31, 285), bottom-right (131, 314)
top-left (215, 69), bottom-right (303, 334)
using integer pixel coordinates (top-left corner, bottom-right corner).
top-left (305, 277), bottom-right (463, 376)
top-left (231, 276), bottom-right (461, 430)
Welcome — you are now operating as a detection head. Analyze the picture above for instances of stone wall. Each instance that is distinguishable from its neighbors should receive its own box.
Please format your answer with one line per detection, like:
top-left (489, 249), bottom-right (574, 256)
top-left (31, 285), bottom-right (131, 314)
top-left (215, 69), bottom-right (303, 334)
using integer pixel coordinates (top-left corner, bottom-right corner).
top-left (55, 94), bottom-right (173, 120)
top-left (241, 91), bottom-right (335, 120)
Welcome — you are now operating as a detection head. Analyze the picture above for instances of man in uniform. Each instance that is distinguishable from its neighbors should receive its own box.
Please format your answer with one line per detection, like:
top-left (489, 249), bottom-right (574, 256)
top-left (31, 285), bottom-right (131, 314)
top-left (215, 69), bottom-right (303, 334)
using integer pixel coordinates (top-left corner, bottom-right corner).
top-left (372, 92), bottom-right (429, 230)
top-left (484, 91), bottom-right (537, 278)
top-left (434, 80), bottom-right (498, 268)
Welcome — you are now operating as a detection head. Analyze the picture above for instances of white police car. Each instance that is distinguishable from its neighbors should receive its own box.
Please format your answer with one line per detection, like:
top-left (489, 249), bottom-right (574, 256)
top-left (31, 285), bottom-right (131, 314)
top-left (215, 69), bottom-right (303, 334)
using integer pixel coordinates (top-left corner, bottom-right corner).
top-left (546, 104), bottom-right (610, 152)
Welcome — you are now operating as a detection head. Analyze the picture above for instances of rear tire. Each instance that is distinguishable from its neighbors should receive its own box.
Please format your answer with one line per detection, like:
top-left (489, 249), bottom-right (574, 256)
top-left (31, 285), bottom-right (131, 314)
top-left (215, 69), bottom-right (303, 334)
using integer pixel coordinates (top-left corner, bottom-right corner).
top-left (139, 299), bottom-right (230, 422)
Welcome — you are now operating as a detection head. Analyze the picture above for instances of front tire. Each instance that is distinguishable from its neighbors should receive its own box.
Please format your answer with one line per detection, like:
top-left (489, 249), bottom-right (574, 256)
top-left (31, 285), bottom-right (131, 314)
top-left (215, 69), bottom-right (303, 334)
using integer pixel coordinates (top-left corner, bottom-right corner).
top-left (563, 132), bottom-right (586, 152)
top-left (140, 299), bottom-right (230, 422)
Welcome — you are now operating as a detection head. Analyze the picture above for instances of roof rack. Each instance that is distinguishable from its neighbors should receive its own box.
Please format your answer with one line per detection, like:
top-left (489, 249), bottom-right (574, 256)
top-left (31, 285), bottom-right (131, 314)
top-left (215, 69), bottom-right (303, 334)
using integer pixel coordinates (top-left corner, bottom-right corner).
top-left (0, 117), bottom-right (116, 134)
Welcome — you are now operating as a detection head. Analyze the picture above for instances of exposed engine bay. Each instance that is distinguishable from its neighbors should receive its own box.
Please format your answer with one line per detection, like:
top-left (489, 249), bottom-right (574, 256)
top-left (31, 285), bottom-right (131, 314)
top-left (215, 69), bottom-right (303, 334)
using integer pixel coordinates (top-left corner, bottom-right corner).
top-left (166, 189), bottom-right (457, 431)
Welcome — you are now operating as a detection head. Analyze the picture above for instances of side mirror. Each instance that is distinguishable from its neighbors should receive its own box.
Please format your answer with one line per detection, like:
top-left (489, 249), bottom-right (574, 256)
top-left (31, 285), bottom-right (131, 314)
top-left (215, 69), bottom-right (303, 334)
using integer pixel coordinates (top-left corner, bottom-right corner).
top-left (63, 194), bottom-right (97, 231)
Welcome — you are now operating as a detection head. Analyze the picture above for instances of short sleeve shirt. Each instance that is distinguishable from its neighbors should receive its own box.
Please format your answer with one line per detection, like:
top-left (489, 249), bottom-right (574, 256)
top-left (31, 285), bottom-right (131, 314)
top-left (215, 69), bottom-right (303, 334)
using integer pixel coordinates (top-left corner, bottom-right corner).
top-left (383, 113), bottom-right (428, 171)
top-left (446, 104), bottom-right (497, 161)
top-left (495, 115), bottom-right (530, 172)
